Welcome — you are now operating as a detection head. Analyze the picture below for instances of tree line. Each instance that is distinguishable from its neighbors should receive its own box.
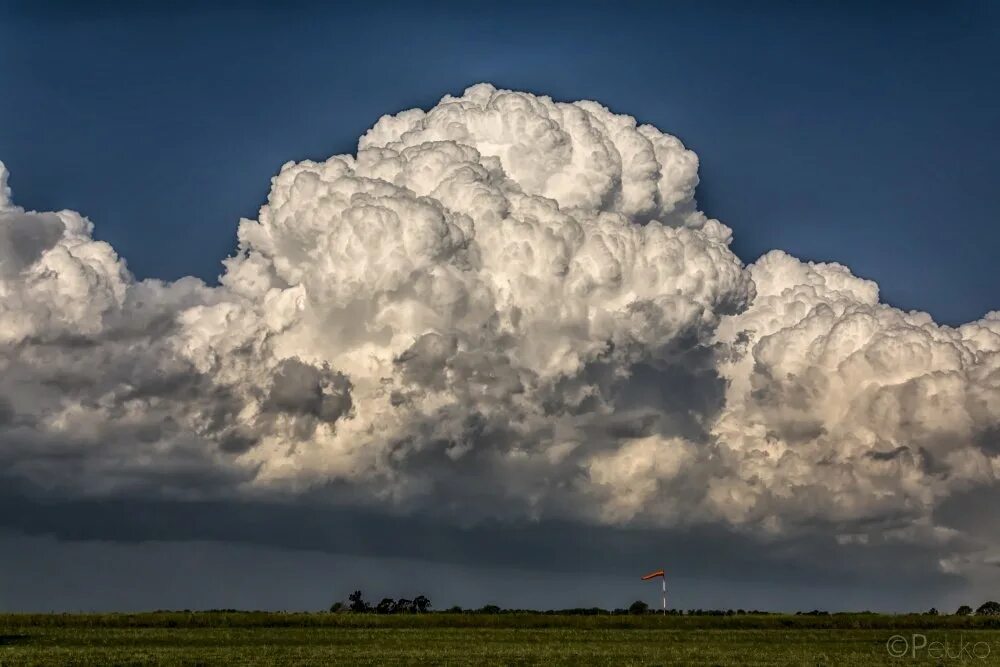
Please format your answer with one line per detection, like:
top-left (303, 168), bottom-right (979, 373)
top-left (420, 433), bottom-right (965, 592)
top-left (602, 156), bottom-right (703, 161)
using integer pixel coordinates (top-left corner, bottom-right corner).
top-left (330, 591), bottom-right (432, 614)
top-left (330, 593), bottom-right (1000, 617)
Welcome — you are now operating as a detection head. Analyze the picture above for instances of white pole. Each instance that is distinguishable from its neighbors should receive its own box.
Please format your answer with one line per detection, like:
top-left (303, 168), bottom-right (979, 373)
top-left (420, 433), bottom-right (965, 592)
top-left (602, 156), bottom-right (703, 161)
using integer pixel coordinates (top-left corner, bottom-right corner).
top-left (662, 577), bottom-right (666, 615)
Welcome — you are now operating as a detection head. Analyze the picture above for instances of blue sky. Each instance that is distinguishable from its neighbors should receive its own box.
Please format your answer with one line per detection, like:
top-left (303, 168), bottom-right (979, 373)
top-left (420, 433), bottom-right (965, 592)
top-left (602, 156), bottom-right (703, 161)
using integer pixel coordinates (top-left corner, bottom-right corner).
top-left (1, 1), bottom-right (997, 325)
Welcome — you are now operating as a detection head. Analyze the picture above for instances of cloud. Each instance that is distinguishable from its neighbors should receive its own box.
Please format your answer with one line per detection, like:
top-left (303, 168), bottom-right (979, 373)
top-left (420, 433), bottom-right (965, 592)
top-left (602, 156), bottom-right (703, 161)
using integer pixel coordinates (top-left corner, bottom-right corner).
top-left (0, 83), bottom-right (997, 572)
top-left (708, 251), bottom-right (1000, 535)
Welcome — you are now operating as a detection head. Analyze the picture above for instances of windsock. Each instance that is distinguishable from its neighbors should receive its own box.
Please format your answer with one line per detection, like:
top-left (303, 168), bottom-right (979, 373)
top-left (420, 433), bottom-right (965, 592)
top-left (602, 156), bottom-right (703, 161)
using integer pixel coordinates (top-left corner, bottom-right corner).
top-left (641, 569), bottom-right (665, 580)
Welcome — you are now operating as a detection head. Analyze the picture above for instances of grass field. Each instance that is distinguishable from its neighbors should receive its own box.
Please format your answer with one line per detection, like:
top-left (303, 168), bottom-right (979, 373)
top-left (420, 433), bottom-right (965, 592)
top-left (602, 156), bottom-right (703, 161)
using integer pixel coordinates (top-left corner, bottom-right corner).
top-left (2, 612), bottom-right (999, 665)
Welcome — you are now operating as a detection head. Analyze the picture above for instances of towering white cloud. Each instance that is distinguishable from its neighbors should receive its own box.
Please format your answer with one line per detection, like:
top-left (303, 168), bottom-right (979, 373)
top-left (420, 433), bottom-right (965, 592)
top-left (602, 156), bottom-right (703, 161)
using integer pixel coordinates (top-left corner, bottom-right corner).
top-left (706, 252), bottom-right (1000, 531)
top-left (0, 85), bottom-right (997, 554)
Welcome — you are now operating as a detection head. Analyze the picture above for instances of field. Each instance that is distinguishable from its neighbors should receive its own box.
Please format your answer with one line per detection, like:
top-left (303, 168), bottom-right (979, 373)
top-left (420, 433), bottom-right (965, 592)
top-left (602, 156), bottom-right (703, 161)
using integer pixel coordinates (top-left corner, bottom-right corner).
top-left (2, 612), bottom-right (1000, 665)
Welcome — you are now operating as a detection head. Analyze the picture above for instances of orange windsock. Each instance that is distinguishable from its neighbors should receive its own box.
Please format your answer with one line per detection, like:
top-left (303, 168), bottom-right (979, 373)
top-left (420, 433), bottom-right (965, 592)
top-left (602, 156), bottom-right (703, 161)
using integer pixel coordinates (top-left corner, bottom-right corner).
top-left (641, 569), bottom-right (665, 580)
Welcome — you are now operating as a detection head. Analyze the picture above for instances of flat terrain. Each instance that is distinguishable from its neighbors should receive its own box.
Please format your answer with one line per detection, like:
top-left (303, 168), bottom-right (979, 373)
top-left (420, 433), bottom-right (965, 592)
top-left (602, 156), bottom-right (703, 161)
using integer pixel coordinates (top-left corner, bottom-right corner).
top-left (2, 612), bottom-right (999, 665)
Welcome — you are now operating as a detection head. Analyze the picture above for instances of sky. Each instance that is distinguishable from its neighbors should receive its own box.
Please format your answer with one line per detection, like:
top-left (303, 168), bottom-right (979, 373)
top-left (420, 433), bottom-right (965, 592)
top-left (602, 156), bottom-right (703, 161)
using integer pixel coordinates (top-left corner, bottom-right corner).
top-left (2, 1), bottom-right (998, 324)
top-left (0, 1), bottom-right (998, 613)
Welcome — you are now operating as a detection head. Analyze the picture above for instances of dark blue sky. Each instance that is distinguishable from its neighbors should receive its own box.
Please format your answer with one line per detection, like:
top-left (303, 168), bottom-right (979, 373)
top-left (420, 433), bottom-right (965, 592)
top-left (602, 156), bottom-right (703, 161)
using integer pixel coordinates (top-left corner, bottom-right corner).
top-left (0, 1), bottom-right (997, 325)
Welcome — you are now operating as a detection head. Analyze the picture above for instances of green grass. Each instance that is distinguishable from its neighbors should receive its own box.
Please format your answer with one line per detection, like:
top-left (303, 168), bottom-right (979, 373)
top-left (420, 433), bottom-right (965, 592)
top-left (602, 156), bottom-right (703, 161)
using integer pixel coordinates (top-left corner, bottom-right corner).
top-left (2, 613), bottom-right (999, 665)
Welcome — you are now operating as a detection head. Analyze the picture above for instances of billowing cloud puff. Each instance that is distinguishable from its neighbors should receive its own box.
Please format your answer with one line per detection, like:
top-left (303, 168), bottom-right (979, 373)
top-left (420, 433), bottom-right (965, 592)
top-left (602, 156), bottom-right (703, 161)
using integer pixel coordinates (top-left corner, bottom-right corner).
top-left (0, 85), bottom-right (997, 553)
top-left (706, 252), bottom-right (1000, 533)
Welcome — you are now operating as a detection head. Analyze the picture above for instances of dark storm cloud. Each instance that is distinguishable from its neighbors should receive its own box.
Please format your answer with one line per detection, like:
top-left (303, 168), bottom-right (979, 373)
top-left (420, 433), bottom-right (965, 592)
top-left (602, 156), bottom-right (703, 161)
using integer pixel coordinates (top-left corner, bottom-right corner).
top-left (0, 490), bottom-right (958, 599)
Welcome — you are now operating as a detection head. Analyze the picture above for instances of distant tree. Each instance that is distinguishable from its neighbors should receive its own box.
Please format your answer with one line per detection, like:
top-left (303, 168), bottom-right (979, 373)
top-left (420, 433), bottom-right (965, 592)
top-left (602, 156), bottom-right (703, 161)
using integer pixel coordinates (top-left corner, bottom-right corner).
top-left (414, 595), bottom-right (431, 613)
top-left (376, 598), bottom-right (395, 614)
top-left (393, 598), bottom-right (414, 614)
top-left (977, 601), bottom-right (1000, 616)
top-left (956, 605), bottom-right (973, 616)
top-left (348, 590), bottom-right (368, 613)
top-left (629, 600), bottom-right (649, 615)
top-left (446, 606), bottom-right (463, 613)
top-left (329, 601), bottom-right (344, 613)
top-left (479, 604), bottom-right (501, 614)
top-left (926, 607), bottom-right (939, 616)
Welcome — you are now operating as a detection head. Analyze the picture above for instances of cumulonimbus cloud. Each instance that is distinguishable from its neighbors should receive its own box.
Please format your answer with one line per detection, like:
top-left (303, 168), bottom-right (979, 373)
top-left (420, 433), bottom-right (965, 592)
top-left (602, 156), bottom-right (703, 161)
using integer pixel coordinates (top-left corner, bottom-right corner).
top-left (1, 84), bottom-right (997, 550)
